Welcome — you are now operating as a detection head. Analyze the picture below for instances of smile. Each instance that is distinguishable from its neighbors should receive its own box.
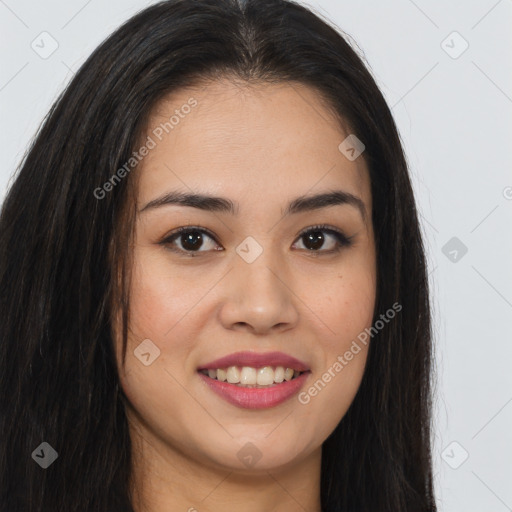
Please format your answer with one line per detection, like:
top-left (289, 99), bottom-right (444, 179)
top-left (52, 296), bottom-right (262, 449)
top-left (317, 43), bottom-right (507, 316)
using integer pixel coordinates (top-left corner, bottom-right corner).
top-left (197, 366), bottom-right (311, 409)
top-left (199, 365), bottom-right (306, 387)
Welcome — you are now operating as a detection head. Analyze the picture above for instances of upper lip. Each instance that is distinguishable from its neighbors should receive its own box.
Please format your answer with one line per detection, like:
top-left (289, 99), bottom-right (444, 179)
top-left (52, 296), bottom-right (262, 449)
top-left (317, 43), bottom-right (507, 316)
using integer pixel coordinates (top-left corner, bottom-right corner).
top-left (197, 351), bottom-right (310, 372)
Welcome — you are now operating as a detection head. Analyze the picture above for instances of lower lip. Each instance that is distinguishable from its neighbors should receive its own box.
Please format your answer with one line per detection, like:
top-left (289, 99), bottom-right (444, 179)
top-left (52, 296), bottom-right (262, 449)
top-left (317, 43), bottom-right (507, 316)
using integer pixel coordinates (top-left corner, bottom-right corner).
top-left (198, 371), bottom-right (310, 409)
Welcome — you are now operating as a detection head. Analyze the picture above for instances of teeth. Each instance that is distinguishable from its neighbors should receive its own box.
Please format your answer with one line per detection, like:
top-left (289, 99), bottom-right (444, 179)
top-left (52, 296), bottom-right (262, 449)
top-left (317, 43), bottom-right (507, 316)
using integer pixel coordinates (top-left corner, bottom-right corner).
top-left (201, 365), bottom-right (304, 386)
top-left (226, 366), bottom-right (240, 384)
top-left (257, 366), bottom-right (274, 386)
top-left (240, 367), bottom-right (257, 385)
top-left (274, 366), bottom-right (285, 383)
top-left (284, 368), bottom-right (294, 381)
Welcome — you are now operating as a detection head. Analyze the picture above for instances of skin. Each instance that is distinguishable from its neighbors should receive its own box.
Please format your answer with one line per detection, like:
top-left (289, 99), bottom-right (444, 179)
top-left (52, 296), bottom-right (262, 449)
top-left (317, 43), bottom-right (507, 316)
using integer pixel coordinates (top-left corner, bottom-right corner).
top-left (114, 78), bottom-right (377, 512)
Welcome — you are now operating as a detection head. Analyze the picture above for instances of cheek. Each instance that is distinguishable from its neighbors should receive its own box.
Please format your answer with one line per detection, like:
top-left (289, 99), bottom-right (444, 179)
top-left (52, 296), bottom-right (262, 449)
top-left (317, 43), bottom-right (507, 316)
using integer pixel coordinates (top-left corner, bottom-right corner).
top-left (127, 250), bottom-right (201, 338)
top-left (300, 263), bottom-right (375, 415)
top-left (116, 252), bottom-right (190, 394)
top-left (310, 266), bottom-right (376, 349)
top-left (121, 248), bottom-right (222, 386)
top-left (296, 276), bottom-right (373, 441)
top-left (116, 254), bottom-right (211, 448)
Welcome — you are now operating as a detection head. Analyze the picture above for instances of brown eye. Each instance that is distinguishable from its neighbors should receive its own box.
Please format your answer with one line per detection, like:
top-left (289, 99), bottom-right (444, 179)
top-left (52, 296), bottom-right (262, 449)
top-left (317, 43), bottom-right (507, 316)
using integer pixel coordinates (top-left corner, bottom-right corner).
top-left (293, 225), bottom-right (353, 253)
top-left (178, 230), bottom-right (205, 251)
top-left (161, 227), bottom-right (221, 255)
top-left (160, 224), bottom-right (353, 257)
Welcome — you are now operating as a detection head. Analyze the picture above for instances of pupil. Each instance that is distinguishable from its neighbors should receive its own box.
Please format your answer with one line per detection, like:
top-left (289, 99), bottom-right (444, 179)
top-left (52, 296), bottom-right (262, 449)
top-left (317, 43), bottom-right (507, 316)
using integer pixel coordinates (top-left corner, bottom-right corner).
top-left (304, 231), bottom-right (324, 250)
top-left (182, 231), bottom-right (202, 251)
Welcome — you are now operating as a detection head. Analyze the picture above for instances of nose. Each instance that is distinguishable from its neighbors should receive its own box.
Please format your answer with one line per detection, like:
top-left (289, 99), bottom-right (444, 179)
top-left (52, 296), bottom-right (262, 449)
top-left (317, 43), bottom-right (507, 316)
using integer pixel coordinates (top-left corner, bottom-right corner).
top-left (218, 248), bottom-right (299, 335)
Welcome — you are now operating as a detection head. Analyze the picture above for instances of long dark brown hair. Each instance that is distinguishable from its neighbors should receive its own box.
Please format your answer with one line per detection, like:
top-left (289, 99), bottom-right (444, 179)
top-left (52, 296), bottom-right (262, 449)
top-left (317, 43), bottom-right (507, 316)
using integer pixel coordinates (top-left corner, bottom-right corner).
top-left (0, 0), bottom-right (436, 510)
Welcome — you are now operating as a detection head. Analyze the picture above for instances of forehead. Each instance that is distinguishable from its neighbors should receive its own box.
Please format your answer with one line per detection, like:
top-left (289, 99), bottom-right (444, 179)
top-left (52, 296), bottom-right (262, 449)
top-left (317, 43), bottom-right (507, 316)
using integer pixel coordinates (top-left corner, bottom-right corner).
top-left (137, 79), bottom-right (370, 214)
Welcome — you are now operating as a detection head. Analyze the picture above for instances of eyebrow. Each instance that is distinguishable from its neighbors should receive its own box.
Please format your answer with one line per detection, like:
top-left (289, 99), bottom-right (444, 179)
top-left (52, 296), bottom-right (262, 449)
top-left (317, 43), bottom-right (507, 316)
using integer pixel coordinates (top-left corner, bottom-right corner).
top-left (139, 189), bottom-right (367, 221)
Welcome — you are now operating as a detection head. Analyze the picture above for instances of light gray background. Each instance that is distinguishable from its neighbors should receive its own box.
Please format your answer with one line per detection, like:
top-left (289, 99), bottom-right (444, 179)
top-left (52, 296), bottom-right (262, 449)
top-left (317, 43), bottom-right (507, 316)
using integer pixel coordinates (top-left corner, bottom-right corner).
top-left (1, 0), bottom-right (511, 510)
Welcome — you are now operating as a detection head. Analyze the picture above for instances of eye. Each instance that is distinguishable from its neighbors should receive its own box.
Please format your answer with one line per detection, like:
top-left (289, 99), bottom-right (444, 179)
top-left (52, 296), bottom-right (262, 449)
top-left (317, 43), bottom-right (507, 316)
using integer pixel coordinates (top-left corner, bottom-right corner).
top-left (160, 226), bottom-right (222, 256)
top-left (292, 224), bottom-right (353, 254)
top-left (160, 224), bottom-right (354, 257)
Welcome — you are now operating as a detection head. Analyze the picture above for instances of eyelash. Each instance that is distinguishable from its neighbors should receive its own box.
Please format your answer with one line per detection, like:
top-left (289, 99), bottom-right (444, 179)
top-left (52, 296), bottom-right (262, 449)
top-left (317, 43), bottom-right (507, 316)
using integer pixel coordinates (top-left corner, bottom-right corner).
top-left (159, 224), bottom-right (354, 257)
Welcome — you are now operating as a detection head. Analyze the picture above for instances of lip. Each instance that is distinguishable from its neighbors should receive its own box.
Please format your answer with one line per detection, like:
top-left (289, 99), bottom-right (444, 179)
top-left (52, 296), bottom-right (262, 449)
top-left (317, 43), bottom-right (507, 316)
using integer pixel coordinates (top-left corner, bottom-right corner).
top-left (197, 351), bottom-right (310, 372)
top-left (198, 371), bottom-right (311, 409)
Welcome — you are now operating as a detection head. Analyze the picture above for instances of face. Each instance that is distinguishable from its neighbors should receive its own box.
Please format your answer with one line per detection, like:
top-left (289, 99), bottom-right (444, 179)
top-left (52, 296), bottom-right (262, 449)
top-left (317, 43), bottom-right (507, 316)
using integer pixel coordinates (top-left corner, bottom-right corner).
top-left (114, 79), bottom-right (376, 478)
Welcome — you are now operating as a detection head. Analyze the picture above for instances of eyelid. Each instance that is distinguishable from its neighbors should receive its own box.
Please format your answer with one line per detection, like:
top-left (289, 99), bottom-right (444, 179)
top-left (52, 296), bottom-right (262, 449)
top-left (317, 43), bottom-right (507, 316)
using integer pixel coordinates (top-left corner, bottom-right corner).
top-left (166, 225), bottom-right (219, 242)
top-left (296, 223), bottom-right (348, 240)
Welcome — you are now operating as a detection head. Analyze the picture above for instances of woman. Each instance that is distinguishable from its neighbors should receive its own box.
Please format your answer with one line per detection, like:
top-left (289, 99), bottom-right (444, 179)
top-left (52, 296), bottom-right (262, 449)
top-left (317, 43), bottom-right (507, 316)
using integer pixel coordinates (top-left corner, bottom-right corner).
top-left (0, 0), bottom-right (436, 510)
